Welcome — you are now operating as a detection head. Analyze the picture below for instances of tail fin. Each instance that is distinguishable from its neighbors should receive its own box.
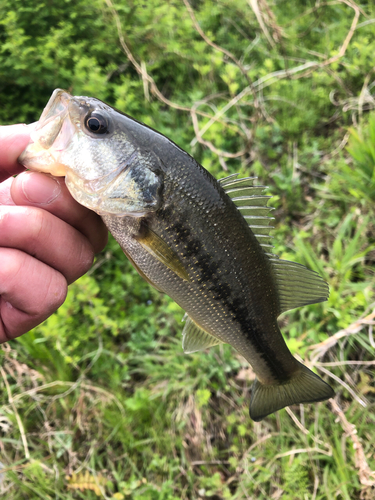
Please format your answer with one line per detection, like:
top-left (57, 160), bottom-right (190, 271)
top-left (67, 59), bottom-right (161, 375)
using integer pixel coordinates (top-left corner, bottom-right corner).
top-left (249, 361), bottom-right (334, 422)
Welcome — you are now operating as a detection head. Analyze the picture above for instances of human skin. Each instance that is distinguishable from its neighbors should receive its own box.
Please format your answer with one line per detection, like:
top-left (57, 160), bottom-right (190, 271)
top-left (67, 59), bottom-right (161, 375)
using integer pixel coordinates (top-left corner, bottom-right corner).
top-left (0, 124), bottom-right (108, 342)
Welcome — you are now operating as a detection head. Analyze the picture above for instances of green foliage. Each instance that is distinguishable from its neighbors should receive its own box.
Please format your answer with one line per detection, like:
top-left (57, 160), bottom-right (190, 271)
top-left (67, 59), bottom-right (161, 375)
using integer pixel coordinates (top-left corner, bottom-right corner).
top-left (345, 113), bottom-right (375, 202)
top-left (1, 0), bottom-right (375, 499)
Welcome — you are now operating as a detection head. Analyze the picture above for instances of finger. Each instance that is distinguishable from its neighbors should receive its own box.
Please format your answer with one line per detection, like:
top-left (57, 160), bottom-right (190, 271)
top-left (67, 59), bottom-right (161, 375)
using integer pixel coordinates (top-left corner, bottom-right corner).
top-left (11, 172), bottom-right (108, 254)
top-left (0, 177), bottom-right (16, 206)
top-left (0, 205), bottom-right (95, 285)
top-left (0, 248), bottom-right (67, 342)
top-left (0, 124), bottom-right (31, 182)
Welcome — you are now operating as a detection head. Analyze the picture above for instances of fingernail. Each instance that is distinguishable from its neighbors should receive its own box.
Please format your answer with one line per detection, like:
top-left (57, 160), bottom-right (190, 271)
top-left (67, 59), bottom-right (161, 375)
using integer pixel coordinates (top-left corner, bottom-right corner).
top-left (21, 172), bottom-right (61, 205)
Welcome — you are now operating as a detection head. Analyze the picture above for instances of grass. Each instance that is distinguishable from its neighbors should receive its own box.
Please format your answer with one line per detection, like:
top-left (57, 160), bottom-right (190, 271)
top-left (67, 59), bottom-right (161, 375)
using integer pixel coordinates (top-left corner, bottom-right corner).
top-left (1, 223), bottom-right (374, 498)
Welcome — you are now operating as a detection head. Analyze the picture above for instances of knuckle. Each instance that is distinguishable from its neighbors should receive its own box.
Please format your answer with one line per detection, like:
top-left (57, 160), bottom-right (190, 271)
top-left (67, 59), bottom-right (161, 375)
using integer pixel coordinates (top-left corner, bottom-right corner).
top-left (33, 270), bottom-right (67, 316)
top-left (0, 248), bottom-right (25, 288)
top-left (28, 208), bottom-right (49, 244)
top-left (47, 272), bottom-right (68, 310)
top-left (0, 206), bottom-right (51, 255)
top-left (70, 241), bottom-right (94, 284)
top-left (0, 206), bottom-right (11, 229)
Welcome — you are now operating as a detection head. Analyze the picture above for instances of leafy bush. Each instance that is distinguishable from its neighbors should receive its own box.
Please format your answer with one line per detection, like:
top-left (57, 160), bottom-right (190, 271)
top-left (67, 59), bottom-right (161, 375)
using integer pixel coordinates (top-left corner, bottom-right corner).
top-left (345, 113), bottom-right (375, 202)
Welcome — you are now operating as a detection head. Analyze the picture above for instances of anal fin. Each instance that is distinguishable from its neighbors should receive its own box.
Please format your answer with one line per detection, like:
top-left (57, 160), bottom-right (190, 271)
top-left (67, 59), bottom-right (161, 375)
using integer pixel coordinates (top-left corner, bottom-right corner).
top-left (182, 315), bottom-right (224, 353)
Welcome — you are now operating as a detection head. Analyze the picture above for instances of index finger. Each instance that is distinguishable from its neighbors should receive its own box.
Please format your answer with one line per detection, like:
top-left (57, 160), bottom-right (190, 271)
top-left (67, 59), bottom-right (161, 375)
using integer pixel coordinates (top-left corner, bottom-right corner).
top-left (0, 124), bottom-right (31, 182)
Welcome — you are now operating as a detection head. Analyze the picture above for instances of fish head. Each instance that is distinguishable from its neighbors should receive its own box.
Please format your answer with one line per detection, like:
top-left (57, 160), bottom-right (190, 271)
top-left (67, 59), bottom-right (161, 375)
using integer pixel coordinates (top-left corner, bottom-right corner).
top-left (19, 89), bottom-right (163, 216)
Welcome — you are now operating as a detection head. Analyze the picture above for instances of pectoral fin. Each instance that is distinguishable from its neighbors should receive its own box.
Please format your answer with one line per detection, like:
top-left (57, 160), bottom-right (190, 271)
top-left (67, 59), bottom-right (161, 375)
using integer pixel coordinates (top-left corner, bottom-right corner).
top-left (182, 315), bottom-right (224, 353)
top-left (135, 226), bottom-right (190, 281)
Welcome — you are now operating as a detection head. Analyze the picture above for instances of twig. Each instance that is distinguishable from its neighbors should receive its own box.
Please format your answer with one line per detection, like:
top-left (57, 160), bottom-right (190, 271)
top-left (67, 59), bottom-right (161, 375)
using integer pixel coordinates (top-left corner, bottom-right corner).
top-left (358, 69), bottom-right (375, 118)
top-left (241, 432), bottom-right (278, 456)
top-left (183, 0), bottom-right (262, 155)
top-left (283, 1), bottom-right (366, 28)
top-left (190, 56), bottom-right (338, 147)
top-left (276, 0), bottom-right (361, 83)
top-left (191, 460), bottom-right (230, 465)
top-left (190, 101), bottom-right (247, 158)
top-left (49, 337), bottom-right (103, 402)
top-left (323, 1), bottom-right (360, 66)
top-left (104, 0), bottom-right (190, 112)
top-left (369, 323), bottom-right (375, 349)
top-left (321, 131), bottom-right (350, 160)
top-left (106, 0), bottom-right (250, 158)
top-left (12, 380), bottom-right (125, 419)
top-left (316, 366), bottom-right (367, 407)
top-left (316, 360), bottom-right (375, 367)
top-left (285, 407), bottom-right (309, 435)
top-left (267, 446), bottom-right (332, 467)
top-left (104, 0), bottom-right (364, 167)
top-left (140, 60), bottom-right (150, 102)
top-left (0, 366), bottom-right (29, 460)
top-left (285, 407), bottom-right (333, 451)
top-left (330, 399), bottom-right (375, 489)
top-left (183, 0), bottom-right (251, 72)
top-left (357, 18), bottom-right (375, 29)
top-left (308, 310), bottom-right (375, 362)
top-left (247, 0), bottom-right (275, 48)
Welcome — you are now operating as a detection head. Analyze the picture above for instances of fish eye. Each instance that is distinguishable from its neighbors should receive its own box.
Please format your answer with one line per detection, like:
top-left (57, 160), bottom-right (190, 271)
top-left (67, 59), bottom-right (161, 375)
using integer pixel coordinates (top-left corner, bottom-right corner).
top-left (85, 112), bottom-right (108, 134)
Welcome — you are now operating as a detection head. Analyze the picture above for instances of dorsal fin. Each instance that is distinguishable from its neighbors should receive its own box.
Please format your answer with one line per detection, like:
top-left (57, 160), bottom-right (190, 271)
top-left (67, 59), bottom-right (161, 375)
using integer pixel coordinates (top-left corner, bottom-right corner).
top-left (219, 174), bottom-right (329, 311)
top-left (270, 258), bottom-right (329, 314)
top-left (220, 174), bottom-right (275, 253)
top-left (182, 315), bottom-right (224, 353)
top-left (218, 173), bottom-right (242, 187)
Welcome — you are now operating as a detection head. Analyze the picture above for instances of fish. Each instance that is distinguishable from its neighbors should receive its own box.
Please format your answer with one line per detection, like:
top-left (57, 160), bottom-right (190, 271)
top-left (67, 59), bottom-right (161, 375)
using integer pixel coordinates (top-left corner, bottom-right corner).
top-left (19, 89), bottom-right (334, 421)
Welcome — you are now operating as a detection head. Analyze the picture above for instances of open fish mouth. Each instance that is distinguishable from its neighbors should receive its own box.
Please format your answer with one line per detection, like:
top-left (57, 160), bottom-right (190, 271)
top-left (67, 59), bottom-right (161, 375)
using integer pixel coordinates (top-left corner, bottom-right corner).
top-left (19, 89), bottom-right (77, 176)
top-left (19, 89), bottom-right (163, 217)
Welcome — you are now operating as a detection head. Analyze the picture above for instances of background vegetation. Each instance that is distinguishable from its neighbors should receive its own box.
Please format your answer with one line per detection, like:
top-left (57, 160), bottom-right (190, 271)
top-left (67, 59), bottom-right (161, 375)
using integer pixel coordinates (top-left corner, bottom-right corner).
top-left (1, 0), bottom-right (375, 498)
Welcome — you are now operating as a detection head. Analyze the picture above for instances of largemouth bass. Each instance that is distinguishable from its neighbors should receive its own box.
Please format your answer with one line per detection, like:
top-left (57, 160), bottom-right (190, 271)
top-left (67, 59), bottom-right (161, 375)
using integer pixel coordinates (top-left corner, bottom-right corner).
top-left (19, 89), bottom-right (334, 421)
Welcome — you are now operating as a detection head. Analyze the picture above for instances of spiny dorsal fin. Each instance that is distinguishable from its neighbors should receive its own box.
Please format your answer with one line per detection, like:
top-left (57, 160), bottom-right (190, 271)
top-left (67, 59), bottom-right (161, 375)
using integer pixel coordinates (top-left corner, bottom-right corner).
top-left (232, 195), bottom-right (272, 207)
top-left (182, 315), bottom-right (224, 353)
top-left (270, 258), bottom-right (329, 314)
top-left (220, 174), bottom-right (275, 253)
top-left (218, 173), bottom-right (242, 187)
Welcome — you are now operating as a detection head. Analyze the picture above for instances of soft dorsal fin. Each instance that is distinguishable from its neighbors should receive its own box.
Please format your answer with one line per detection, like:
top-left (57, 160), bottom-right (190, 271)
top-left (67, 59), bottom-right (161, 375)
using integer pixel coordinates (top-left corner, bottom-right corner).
top-left (219, 174), bottom-right (329, 312)
top-left (270, 258), bottom-right (329, 314)
top-left (182, 315), bottom-right (224, 353)
top-left (219, 174), bottom-right (275, 254)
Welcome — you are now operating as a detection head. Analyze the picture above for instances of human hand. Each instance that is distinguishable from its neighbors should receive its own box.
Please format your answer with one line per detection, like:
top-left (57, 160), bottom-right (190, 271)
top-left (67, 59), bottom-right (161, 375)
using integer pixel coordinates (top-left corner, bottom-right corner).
top-left (0, 124), bottom-right (108, 342)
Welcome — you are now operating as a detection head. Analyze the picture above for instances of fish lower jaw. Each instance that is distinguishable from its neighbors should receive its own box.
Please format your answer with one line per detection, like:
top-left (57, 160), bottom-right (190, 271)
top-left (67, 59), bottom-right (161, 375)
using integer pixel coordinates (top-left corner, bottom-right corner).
top-left (19, 150), bottom-right (67, 177)
top-left (65, 181), bottom-right (151, 217)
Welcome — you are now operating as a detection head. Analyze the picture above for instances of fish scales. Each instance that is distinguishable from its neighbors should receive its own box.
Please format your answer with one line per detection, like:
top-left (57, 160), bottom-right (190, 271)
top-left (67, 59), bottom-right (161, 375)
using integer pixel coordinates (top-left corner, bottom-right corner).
top-left (19, 89), bottom-right (334, 421)
top-left (102, 168), bottom-right (292, 383)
